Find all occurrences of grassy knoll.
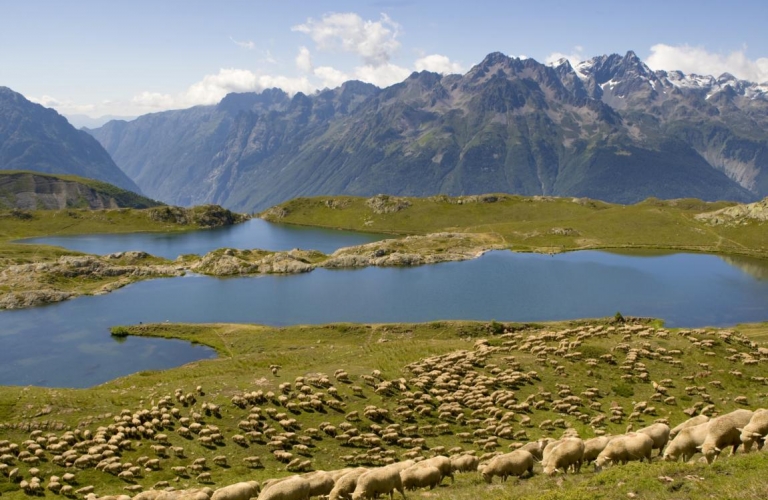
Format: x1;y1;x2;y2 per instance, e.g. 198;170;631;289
3;319;768;498
260;194;768;258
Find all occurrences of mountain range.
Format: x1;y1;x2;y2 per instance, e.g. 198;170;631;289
6;51;768;213
0;87;141;194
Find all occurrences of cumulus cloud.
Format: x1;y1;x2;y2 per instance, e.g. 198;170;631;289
545;46;584;67
230;36;256;50
314;66;349;89
292;12;401;66
414;54;463;74
296;46;313;73
646;44;768;82
352;62;411;87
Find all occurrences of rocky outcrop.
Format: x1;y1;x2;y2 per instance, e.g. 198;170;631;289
0;253;184;309
695;198;768;225
147;205;249;228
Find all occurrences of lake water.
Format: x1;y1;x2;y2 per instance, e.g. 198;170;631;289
20;218;388;258
3;223;768;388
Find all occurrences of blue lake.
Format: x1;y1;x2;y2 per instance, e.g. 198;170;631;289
3;222;768;388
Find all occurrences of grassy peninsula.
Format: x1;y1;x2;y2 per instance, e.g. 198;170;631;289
0;205;248;308
2;318;768;499
260;194;768;258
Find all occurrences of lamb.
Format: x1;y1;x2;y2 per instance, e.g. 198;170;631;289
542;438;584;476
399;465;441;490
669;415;710;439
637;423;670;456
594;433;653;471
739;408;768;452
479;450;534;483
258;476;311;500
663;422;711;462
328;468;368;500
351;464;407;500
211;481;261;500
701;409;754;463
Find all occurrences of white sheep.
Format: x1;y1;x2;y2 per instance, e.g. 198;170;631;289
329;468;368;500
663;421;711;462
669;415;710;439
542;438;584;476
211;481;261;500
701;409;754;463
594;433;653;471
258;476;311;500
637;423;670;457
351;464;407;500
399;465;441;490
739;408;768;452
479;450;534;483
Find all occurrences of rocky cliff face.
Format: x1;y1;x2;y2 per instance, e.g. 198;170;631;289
89;52;768;211
0;171;161;210
0;87;141;193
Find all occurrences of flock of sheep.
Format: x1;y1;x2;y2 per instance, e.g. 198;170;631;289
2;321;768;500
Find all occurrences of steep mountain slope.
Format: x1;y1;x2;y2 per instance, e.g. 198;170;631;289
0;171;162;210
89;52;767;211
0;87;141;193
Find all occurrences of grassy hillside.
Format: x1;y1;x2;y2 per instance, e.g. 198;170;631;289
2;318;768;498
260;194;768;259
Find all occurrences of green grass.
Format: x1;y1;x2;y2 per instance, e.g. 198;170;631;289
260;194;767;258
3;318;768;499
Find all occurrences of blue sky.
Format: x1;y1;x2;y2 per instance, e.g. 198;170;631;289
2;0;767;118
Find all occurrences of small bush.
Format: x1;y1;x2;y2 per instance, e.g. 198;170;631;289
110;326;131;337
611;382;634;398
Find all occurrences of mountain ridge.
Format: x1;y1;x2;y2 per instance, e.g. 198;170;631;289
0;87;142;194
88;51;768;211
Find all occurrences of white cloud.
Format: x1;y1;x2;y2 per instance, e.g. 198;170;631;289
230;36;256;50
131;68;316;112
292;12;401;66
28;94;96;115
353;62;411;87
296;46;313;73
414;54;463;74
545;46;584;67
314;66;349;89
646;44;768;83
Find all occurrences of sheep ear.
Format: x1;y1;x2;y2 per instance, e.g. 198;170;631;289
714;447;721;453
736;428;743;432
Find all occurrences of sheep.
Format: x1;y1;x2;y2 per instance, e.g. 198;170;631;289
670;415;711;440
329;468;368;500
594;433;653;471
351;464;407;500
301;471;336;498
520;438;552;461
479;450;534;483
582;436;614;465
739;409;768;452
211;481;261;500
416;455;453;484
701;409;754;463
399;465;441;490
450;454;479;473
637;423;670;457
542;438;584;476
663;422;712;462
258;476;311;500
